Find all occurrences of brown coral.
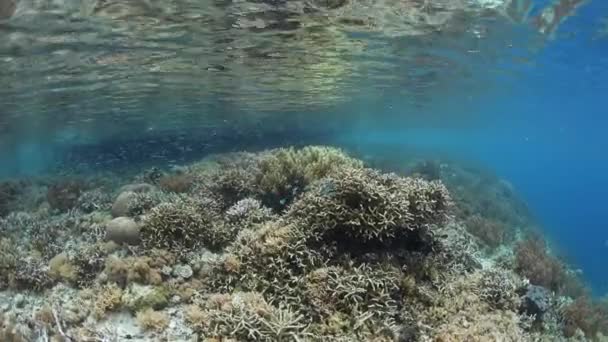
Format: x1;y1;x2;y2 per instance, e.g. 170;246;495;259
561;297;608;338
465;215;510;249
136;308;169;332
94;283;123;318
47;180;84;211
0;181;21;217
158;173;194;193
514;235;580;295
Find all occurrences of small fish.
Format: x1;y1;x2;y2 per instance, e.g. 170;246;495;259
206;65;227;72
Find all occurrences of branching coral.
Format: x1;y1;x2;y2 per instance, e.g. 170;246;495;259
254;146;364;210
477;268;521;311
199;146;364;211
224;198;276;229
186;292;310;341
208;220;325;301
287;166;451;247
77;188;113;213
419;271;529;341
12;257;54;291
140;196;229;251
303;264;402;336
205;167;258;210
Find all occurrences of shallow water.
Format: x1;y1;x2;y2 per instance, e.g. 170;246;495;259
1;0;608;339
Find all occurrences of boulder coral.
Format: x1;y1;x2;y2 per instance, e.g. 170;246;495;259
105;216;140;245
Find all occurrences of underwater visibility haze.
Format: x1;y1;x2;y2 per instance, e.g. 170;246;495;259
1;0;608;340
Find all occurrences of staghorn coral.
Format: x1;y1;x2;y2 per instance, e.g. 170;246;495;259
477;268;521;311
140;196;229;251
418;271;529;341
205;167;258;210
111;188;178;217
186;291;310;341
12;257;54;291
224;197;276;228
303;264;402;336
287;166;451;247
77;188;113;213
208;220;324;301
68;242;114;287
254;146;364;210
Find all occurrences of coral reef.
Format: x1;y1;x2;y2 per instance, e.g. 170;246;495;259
0;145;603;341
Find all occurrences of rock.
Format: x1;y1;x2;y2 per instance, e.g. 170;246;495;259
106;217;140;245
13;294;25;308
119;183;155;194
111;191;137;217
0;0;16;20
172;264;193;279
520;285;551;317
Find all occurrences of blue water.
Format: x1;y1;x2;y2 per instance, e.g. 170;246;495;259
336;0;608;295
1;0;608;296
